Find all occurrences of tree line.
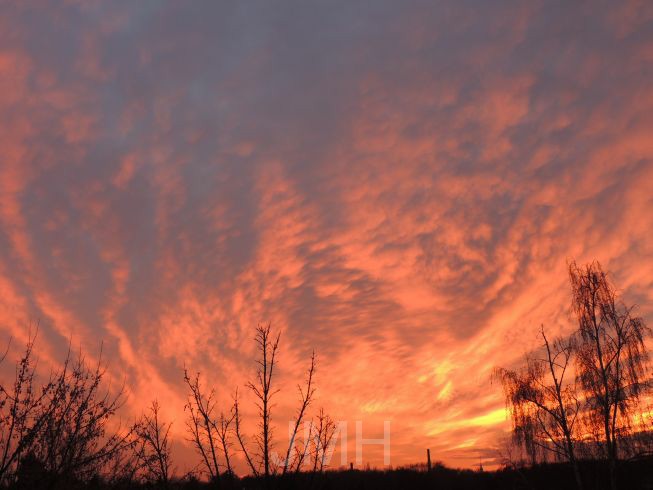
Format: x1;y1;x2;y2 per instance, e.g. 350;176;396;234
0;323;337;489
495;261;652;490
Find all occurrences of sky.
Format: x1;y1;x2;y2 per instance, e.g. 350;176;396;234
0;0;652;473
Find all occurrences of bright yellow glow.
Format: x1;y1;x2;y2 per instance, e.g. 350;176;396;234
426;408;508;436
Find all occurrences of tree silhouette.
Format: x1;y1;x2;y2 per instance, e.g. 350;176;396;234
135;400;173;486
216;409;235;478
282;349;316;475
246;323;280;485
569;260;651;490
495;326;583;489
0;333;137;487
234;323;320;487
0;332;53;486
32;345;136;485
496;261;653;490
311;407;337;474
183;369;229;484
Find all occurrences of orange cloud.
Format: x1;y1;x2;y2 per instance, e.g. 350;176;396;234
0;0;651;474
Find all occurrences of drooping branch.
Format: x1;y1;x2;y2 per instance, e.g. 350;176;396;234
569;260;651;490
495;324;583;489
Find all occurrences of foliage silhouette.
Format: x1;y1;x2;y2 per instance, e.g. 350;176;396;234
497;260;652;490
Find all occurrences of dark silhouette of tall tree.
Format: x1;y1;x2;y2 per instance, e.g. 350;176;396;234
496;325;584;490
569;260;651;490
234;323;319;487
246;323;280;485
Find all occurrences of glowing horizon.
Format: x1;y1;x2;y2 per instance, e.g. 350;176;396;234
0;0;652;474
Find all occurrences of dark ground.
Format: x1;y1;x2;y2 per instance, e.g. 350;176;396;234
15;458;653;490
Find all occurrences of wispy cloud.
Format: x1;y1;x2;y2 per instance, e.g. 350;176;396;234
0;0;651;471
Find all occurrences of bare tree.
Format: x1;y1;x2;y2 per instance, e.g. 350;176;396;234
235;323;320;487
246;323;280;483
136;400;173;486
569;260;651;490
216;409;235;477
495;326;583;490
311;408;337;474
0;333;55;486
0;334;137;486
282;350;316;474
183;369;225;484
33;345;136;484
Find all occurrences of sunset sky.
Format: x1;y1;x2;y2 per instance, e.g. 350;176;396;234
0;0;652;473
